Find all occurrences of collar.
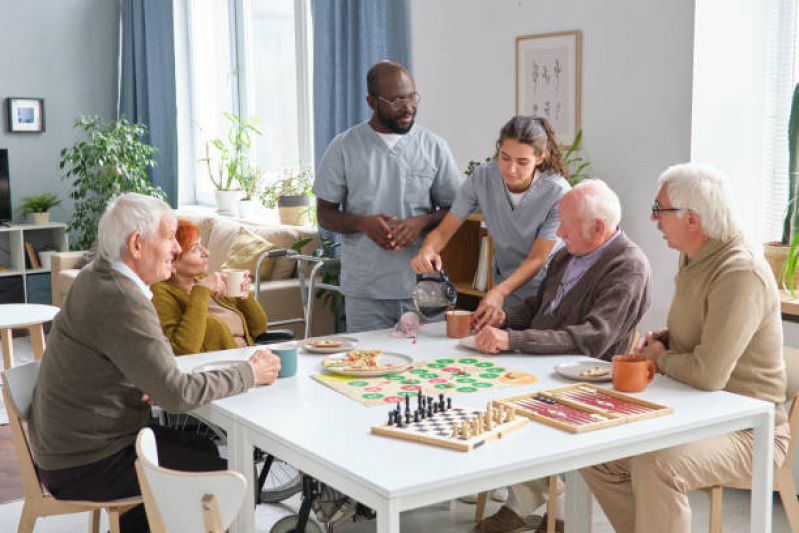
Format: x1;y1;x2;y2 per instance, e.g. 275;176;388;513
574;229;621;264
110;260;153;299
679;234;743;271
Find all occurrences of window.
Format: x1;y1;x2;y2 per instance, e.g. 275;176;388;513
176;0;313;206
762;0;798;242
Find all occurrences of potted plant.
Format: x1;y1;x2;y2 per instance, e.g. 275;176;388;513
59;115;166;250
260;164;314;226
236;165;265;219
766;83;799;293
17;193;62;225
199;112;262;217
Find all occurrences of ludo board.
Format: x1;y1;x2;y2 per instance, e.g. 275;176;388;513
313;356;537;407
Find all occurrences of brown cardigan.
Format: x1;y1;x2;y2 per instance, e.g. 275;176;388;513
505;231;652;360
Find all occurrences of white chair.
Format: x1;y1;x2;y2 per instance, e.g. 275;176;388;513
3;361;140;533
134;427;248;533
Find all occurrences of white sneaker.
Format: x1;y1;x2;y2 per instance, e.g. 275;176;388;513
490;487;508;502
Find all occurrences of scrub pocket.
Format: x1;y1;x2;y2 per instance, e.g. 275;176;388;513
404;170;435;207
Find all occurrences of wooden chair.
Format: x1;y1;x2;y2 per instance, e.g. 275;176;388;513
3;361;140;533
702;346;799;533
134;427;248;533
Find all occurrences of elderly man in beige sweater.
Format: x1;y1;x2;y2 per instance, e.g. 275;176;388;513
29;193;281;532
580;163;790;533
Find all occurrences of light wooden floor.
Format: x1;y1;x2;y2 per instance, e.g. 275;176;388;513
0;425;22;504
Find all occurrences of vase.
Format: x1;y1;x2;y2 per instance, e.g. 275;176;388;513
764;241;799;290
215;190;242;217
31;212;49;225
238;199;257;220
278;195;311;226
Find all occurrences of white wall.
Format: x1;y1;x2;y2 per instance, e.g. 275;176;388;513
0;0;119;228
410;0;696;330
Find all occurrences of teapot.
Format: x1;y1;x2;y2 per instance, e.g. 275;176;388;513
411;268;457;320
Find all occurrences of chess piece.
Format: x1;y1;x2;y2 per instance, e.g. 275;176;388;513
388;411;395;425
451;424;458;438
447;397;452;410
461;420;470;440
414;411;420;423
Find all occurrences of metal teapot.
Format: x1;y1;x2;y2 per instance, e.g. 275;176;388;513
411;268;457;320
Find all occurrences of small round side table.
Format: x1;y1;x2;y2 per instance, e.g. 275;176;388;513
0;304;60;370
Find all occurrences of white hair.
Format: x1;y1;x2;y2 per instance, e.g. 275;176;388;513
658;163;740;241
572;179;622;236
97;193;174;262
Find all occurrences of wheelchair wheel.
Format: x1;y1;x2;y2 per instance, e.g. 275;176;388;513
270;514;323;533
259;458;303;503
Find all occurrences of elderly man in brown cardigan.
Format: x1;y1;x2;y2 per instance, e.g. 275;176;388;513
475;179;652;533
28;193;282;532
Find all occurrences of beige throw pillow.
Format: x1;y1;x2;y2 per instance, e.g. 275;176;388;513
221;227;278;281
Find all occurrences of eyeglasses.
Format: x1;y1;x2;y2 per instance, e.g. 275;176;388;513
651;200;685;219
375;93;421;110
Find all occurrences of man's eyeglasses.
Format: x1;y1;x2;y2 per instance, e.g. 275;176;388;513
651;200;685;219
375;93;421;110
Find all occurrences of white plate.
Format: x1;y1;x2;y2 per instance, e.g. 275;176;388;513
456;335;511;353
300;336;359;354
193;360;240;372
321;351;413;377
554;360;613;382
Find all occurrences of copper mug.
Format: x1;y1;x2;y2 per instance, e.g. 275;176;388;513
612;354;656;393
445;310;472;338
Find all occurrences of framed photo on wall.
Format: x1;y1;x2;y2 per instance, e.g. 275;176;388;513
6;97;45;133
516;30;582;143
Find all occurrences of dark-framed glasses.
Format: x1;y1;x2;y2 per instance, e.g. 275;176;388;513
651;200;685;219
376;93;421;110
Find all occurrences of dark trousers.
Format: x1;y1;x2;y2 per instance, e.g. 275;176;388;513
38;423;226;533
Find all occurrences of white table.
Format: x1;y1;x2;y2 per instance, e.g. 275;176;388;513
176;323;775;533
0;303;59;370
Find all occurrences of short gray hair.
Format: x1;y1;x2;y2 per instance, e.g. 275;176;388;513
658;163;740;241
572;179;622;235
97;193;174;262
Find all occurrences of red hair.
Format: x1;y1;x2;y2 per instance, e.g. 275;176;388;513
175;219;201;260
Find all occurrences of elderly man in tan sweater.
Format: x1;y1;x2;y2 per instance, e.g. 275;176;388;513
580;163;790;533
29;193;281;532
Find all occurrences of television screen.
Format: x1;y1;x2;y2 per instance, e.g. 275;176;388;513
0;149;10;222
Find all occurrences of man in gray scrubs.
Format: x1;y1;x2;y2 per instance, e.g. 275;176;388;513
313;61;462;332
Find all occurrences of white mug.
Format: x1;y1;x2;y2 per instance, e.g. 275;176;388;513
222;268;248;297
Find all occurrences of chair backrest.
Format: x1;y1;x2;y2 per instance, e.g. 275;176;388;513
134;428;247;533
2;361;44;499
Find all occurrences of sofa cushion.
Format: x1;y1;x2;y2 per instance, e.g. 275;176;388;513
220;226;279;281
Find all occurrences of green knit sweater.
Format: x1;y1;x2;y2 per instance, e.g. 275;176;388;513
152;279;268;355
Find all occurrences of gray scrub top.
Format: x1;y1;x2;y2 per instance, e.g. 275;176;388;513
450;160;570;306
313;122;462;299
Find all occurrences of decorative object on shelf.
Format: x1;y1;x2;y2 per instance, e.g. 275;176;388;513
516;30;582;143
24;242;40;269
59;115;165;251
199;112;262;216
6;97;45;133
261;164;315;226
237;165;265;219
38;249;56;271
16;193;61;225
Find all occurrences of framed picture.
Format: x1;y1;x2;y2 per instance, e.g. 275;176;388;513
516;30;582;143
6;97;45;133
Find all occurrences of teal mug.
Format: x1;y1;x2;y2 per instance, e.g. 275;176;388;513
270;341;298;378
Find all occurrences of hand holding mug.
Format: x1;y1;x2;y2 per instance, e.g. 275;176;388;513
197;272;228;299
249;349;281;386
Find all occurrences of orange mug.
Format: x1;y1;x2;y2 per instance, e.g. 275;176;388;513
445;310;472;338
612;354;656;393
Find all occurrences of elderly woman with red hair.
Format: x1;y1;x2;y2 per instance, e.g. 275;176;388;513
152;219;288;355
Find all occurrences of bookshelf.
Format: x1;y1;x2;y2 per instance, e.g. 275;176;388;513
0;222;68;304
439;214;494;310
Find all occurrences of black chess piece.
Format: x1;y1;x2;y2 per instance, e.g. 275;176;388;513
414;411;420;423
427;405;433;418
405;394;411;410
447;397;452;409
397;416;404;428
405;411;411;423
389;411;395;425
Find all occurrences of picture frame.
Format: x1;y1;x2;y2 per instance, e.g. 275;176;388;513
6;97;45;133
516;30;582;143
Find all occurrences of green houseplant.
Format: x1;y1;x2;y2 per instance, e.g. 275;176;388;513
17;193;62;225
59;115;165;250
260;164;314;226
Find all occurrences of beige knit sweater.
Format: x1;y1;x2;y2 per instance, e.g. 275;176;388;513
658;236;787;426
29;258;255;470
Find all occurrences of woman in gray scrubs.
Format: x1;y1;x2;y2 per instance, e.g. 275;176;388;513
411;116;570;329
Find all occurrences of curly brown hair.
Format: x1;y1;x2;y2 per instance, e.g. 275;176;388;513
495;116;569;180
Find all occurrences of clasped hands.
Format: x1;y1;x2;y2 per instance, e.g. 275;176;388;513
361;213;427;251
635;328;668;371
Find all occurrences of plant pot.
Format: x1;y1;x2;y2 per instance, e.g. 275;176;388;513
215;190;242;217
31;212;49;225
238;199;257;220
764;241;799;290
278;195;311;226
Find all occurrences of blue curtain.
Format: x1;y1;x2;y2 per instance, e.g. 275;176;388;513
311;0;411;168
119;0;178;207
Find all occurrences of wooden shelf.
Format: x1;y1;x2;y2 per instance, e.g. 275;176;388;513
440;215;494;309
453;282;486;298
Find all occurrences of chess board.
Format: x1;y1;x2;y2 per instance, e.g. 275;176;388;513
495;383;673;433
313;356;537;407
372;402;529;452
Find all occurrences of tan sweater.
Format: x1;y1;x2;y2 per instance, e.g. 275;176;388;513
29;258;255;470
658;236;787;426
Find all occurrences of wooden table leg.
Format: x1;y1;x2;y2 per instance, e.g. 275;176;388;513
1;328;13;370
29;323;46;360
